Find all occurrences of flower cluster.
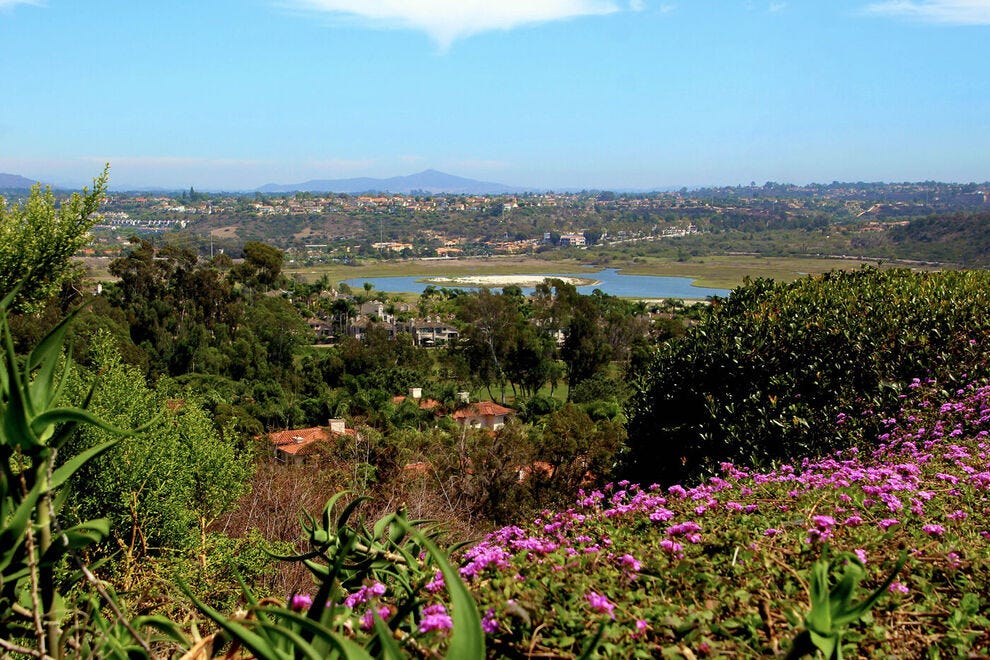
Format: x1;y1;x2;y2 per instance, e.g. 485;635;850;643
461;378;990;656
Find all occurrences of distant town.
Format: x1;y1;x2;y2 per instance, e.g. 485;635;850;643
26;179;965;263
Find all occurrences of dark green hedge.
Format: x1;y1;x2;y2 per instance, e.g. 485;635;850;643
624;267;990;485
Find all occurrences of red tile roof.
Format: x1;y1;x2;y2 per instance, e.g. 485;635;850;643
269;426;356;455
452;401;515;419
392;395;442;410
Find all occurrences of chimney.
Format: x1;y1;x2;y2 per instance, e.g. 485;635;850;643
328;418;346;434
292;436;304;444
409;387;422;399
458;391;470;403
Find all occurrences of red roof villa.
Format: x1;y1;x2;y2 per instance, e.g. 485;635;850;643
269;418;358;465
451;401;515;431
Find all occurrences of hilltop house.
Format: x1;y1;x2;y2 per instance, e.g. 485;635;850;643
269;418;358;465
452;401;515;431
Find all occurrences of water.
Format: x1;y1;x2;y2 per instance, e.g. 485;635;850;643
342;268;729;299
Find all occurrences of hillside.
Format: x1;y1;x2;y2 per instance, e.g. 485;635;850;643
887;212;990;267
0;172;41;189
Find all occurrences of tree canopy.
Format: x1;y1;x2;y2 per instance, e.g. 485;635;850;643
0;167;108;311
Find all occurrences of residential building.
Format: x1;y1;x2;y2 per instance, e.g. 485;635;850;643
452;401;515;431
269;418;358;465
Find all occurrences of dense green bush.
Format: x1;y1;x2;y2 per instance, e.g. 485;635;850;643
624;267;990;484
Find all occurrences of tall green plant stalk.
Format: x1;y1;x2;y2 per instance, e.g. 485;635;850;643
0;287;150;657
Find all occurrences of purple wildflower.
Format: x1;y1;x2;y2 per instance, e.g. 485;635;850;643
289;593;313;611
482;608;499;634
586;592;616;619
418;603;453;634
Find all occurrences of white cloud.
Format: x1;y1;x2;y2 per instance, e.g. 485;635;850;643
863;0;990;24
286;0;621;49
0;0;42;9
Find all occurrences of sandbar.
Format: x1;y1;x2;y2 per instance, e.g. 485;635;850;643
424;274;598;288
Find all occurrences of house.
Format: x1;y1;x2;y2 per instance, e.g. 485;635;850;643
358;300;394;323
558;233;587;247
346;318;398;341
404;319;459;346
306;317;334;341
269;418;358;465
451;401;515;431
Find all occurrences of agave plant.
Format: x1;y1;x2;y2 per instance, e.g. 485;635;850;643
183;492;485;659
0;286;185;658
787;550;906;660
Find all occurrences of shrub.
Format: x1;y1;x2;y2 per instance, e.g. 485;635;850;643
625;267;990;484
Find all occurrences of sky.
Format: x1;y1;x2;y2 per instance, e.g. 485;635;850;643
1;0;988;191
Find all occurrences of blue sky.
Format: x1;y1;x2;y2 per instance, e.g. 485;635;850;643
1;0;988;190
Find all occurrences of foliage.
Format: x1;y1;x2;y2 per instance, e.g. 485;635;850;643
857;211;990;267
461;377;990;657
787;551;905;659
532;403;626;507
0;291;185;657
185;492;485;659
62;332;252;573
626;267;990;485
0;168;107;312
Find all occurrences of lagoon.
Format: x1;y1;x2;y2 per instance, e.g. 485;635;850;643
342;268;730;299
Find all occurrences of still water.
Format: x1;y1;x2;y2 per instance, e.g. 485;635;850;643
342;268;730;299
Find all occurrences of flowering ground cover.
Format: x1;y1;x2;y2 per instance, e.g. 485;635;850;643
457;379;990;658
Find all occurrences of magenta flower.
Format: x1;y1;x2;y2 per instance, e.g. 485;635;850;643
586;591;616;619
481;608;499;633
288;593;313;611
425;570;445;593
418;603;453;634
344;581;386;609
618;553;642;572
360;605;391;632
922;524;946;536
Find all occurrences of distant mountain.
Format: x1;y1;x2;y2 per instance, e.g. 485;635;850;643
0;173;43;190
257;169;530;195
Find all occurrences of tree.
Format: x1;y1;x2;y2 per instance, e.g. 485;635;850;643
560;296;612;396
454;290;523;402
63;333;252;574
0;167;108;311
534;403;625;506
232;241;284;290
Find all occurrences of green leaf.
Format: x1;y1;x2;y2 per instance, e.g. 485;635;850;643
180;580;286;660
396;517;485;660
372;609;405;660
260;608;375;660
49;437;120;490
0;485;42;571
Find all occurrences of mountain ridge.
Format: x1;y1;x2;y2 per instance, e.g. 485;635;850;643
256;169;531;195
0;173;46;189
